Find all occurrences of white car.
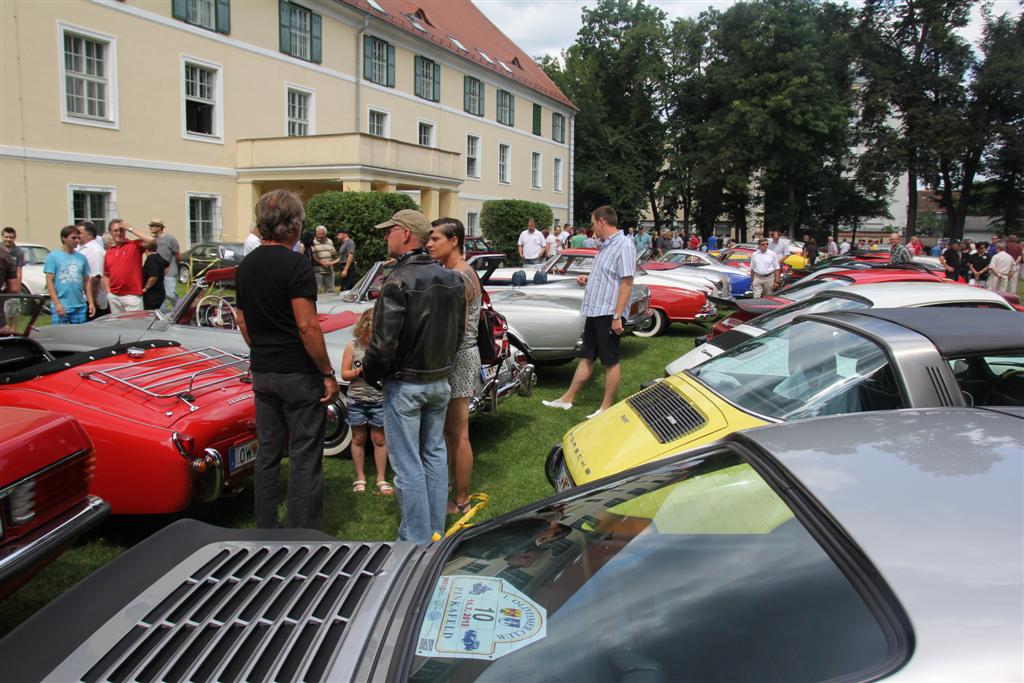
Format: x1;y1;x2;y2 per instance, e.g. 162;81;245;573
13;242;51;298
665;281;1017;375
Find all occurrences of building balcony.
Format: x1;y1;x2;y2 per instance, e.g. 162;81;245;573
235;133;462;188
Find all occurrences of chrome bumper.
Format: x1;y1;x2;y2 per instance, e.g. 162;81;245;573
469;361;537;417
625;307;654;331
0;495;109;587
694;304;718;321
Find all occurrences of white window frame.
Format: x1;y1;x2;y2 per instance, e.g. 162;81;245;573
466;133;481;180
67;184;118;229
184;192;222;247
497;90;514;126
369;36;389;85
367;106;391;138
417;118;436;147
531;151;542;189
58;23;119;130
186;0;217;31
553;156;563;193
466;211;480;236
180;55;224;144
284;82;316;136
289;3;313;62
498;142;511;185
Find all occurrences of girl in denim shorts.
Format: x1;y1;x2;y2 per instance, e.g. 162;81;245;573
340;309;392;495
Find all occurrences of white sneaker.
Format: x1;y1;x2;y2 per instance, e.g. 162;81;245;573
542;399;573;410
586;409;604;419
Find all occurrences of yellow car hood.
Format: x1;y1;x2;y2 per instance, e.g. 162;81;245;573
562;374;768;485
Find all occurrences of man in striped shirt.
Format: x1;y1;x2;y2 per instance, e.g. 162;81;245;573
543;206;635;419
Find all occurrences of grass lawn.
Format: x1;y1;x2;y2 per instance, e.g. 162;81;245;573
0;319;705;637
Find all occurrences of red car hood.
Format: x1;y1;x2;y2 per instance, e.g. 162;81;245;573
0;407;92;485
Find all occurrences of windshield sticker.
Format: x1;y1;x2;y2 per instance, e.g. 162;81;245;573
416;575;546;661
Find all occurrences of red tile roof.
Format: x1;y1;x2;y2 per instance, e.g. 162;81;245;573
338;0;576;110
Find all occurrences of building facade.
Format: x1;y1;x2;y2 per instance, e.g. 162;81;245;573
1;0;576;248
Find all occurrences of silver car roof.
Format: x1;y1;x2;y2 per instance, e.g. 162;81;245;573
736;407;1023;681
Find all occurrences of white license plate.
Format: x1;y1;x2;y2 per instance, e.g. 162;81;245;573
229;439;258;471
555;461;573;492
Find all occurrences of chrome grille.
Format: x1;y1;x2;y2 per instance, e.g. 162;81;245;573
75;542;394;683
627;382;707;444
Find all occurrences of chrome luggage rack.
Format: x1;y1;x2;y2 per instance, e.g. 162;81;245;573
80;347;251;411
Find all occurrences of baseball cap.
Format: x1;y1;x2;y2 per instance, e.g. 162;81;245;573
148;218;165;227
375;209;431;241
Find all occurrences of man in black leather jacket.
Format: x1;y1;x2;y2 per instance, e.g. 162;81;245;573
364;209;466;544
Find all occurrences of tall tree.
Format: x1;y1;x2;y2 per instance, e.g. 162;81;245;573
858;0;974;240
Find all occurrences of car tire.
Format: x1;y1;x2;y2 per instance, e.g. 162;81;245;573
632;309;668;338
322;397;352;458
178;265;191;285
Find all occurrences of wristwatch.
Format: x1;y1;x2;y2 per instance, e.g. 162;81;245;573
321;370;336;380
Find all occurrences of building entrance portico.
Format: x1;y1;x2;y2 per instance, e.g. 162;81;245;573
236;132;462;235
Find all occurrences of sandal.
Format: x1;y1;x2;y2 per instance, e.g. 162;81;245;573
352;480;366;493
375;480;395;496
447;499;471;515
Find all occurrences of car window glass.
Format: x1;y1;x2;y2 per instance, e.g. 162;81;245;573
692;320;904;419
776;278;848;302
552;255;592;274
948;354;1024;407
754;297;869;332
410;448;903;682
23;246;50;263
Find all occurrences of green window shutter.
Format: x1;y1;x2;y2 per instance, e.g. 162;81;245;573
432;61;440;102
478;83;484;116
509;93;515;126
464;76;471;112
310;13;321;63
279;0;291;55
386;44;395;87
533;103;541;135
363;35;373;80
215;0;230;33
172;0;188;21
414;56;422;98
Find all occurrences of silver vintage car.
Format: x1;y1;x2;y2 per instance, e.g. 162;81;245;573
30;268;355;456
5;407;1020;681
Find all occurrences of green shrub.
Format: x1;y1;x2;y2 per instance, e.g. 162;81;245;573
480;200;555;263
304;191;418;271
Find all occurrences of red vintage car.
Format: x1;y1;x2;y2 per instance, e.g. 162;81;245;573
0;407;109;598
0;295;258;515
709;268;946;337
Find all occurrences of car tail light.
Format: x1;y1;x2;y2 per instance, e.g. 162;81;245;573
84;452;97;485
172;432;196;458
8;480;36;524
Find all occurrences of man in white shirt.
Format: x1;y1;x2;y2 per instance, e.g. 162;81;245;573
544;227;561;257
243;225;261;256
839;239;851;255
558;224;571;248
517;218;548;264
749;238;781;297
76;221;108;317
826;236;838;257
766;230;790;260
988;241;1014;292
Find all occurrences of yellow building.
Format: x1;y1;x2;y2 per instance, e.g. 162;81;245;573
1;0;576;248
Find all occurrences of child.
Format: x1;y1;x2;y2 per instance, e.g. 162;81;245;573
341;309;393;495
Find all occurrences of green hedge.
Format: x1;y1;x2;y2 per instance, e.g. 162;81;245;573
304;191;418;271
480;200;555;263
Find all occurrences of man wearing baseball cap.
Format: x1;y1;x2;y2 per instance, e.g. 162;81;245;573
363;209;466;544
148;218;181;310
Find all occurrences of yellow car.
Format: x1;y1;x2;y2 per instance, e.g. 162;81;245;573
545;308;953;491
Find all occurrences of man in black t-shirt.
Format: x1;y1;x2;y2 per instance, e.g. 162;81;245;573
236;189;340;530
940;240;963;282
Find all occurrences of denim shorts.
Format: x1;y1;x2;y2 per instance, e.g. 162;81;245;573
347;397;384;428
51;305;87;325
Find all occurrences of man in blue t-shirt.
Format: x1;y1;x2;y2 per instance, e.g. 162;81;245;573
707;233;718;251
43;225;94;324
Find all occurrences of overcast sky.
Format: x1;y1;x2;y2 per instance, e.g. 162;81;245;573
475;0;1022;61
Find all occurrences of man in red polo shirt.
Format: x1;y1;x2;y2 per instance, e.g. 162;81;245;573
103;219;155;313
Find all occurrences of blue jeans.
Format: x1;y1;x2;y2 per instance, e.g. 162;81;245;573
383;378;451;544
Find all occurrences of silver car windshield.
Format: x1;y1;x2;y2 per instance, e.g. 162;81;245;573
409;447;904;681
752;296;869;332
691;320;904;420
774;277;849;302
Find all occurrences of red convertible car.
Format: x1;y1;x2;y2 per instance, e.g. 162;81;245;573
0;295;259;515
0;407;109;598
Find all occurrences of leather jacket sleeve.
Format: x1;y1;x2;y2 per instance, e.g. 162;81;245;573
363;279;405;388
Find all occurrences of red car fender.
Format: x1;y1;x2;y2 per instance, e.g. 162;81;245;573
644;284;707;322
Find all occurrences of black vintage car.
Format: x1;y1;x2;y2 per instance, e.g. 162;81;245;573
178;243;245;285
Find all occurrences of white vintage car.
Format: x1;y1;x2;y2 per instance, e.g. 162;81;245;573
665;281;1018;375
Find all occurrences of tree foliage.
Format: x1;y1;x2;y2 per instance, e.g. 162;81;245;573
304;191;418;271
480;199;554;263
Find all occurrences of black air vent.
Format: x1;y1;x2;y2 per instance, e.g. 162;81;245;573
627;382;707;444
81;543;393;683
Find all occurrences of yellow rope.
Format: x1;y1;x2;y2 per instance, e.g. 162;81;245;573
445;493;489;537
